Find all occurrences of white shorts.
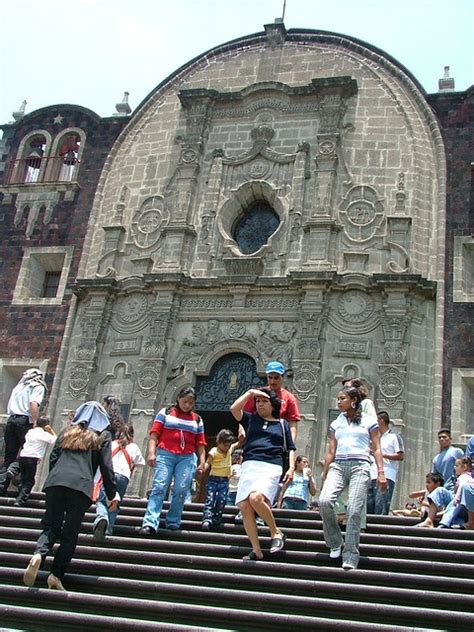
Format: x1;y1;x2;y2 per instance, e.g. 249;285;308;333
235;460;282;505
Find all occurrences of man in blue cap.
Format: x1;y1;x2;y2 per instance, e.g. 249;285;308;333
244;360;300;441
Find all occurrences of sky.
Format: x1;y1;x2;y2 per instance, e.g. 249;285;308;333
1;0;472;124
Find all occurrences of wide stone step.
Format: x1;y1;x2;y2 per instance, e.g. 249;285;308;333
1;570;473;631
0;494;472;631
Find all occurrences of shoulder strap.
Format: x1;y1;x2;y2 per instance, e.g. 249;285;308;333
120;445;134;473
279;419;287;452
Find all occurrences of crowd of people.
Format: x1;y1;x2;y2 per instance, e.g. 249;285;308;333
0;362;472;590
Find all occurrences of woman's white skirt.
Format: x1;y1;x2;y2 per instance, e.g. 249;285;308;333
236;460;282;505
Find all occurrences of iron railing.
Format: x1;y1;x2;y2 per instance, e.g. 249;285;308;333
3;155;81;184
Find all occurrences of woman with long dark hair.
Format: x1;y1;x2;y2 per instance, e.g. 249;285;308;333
230;387;296;560
23;398;118;590
319;385;387;570
138;386;206;535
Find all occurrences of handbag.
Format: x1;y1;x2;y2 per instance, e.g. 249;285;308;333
278;418;290;478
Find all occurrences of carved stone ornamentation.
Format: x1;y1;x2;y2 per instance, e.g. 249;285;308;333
292;364;318;401
379;366;404;402
245;296;300;310
171;319;225;375
337;290;375;323
111;293;149;334
130;196;168;252
68;364;91;396
255;321;296;368
228;323;246;338
181;297;233;310
143;312;169;358
328;290;379;335
383;341;406;365
338;185;385;243
76;344;96;361
137;363;161;398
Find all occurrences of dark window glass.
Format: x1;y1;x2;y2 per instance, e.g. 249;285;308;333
233;202;279;254
42;271;61;298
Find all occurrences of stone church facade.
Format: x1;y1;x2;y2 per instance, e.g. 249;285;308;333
1;23;472;504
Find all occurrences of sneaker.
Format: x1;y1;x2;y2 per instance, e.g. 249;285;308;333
234;512;244;524
342;562;356;571
166;524;180;531
14;499;26;507
201;521;211;531
256;516;265;527
329;547;342;559
93;518;108;543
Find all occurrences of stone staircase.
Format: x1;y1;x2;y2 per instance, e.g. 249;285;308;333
0;493;473;631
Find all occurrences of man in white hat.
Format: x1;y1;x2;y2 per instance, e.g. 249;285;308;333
1;369;46;495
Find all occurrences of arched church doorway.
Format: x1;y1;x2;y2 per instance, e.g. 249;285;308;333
195;352;265;445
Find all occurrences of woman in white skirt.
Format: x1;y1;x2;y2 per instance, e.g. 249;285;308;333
230;387;296;560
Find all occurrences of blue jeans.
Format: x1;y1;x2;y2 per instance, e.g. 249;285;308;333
366;478;395;515
142;449;196;532
428;486;454;511
94;472;129;535
282;497;308;510
202;475;229;526
438;497;468;528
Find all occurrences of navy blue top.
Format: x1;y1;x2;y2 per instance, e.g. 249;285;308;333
240;412;296;468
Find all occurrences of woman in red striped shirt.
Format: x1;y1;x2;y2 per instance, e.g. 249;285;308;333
138;386;206;535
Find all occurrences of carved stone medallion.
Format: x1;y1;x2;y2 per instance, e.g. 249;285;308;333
347;201;376;226
137;364;160;394
229;323;246;338
69;365;90;394
337;291;374;323
111;294;149;334
293;364;317;401
138;210;162;234
379;367;404;400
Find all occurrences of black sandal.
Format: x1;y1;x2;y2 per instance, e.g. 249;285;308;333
270;532;287;554
243;551;263;561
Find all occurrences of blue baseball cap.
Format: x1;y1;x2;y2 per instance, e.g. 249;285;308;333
265;361;286;375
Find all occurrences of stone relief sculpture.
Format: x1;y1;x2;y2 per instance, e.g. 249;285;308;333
171;320;225;376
